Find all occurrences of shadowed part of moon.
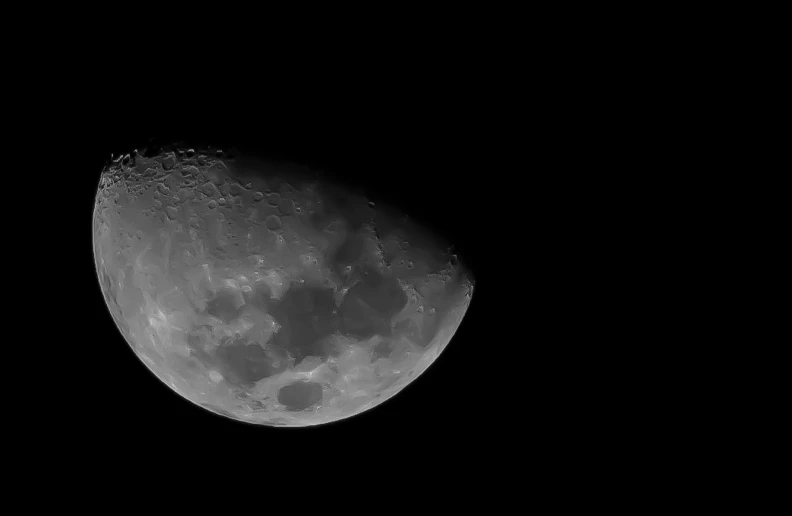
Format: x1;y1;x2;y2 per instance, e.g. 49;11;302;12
276;380;324;411
213;337;288;387
205;290;244;324
370;339;393;361
339;272;407;341
278;198;294;215
265;215;282;231
266;285;340;366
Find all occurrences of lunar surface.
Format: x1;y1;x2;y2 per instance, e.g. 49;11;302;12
93;148;472;426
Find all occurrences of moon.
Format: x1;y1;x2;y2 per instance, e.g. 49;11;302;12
93;147;473;426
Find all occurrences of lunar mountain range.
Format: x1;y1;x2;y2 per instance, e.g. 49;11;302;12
93;148;473;426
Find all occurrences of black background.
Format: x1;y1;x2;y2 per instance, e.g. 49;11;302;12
74;86;491;453
20;16;690;494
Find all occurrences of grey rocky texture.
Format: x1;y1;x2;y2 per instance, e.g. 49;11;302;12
93;147;472;426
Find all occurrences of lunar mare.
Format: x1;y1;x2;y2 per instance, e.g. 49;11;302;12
93;148;472;426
